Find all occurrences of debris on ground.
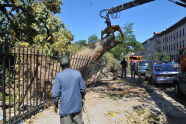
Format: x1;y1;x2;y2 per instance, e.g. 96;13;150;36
105;112;117;117
93;79;149;100
126;104;167;124
27;77;186;124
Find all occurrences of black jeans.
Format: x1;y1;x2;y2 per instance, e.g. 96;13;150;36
121;67;127;79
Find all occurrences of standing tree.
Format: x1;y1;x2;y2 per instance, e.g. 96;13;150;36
88;35;99;44
75;40;87;46
0;0;73;54
110;23;143;60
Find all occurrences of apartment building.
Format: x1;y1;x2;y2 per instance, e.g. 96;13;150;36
135;17;186;61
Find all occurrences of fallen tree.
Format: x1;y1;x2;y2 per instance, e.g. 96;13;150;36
70;35;122;82
76;35;121;62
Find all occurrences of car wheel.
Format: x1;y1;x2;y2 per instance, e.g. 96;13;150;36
175;84;182;97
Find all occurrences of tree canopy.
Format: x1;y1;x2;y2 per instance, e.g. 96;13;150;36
110;23;143;60
75;40;87;46
0;0;73;55
88;34;99;44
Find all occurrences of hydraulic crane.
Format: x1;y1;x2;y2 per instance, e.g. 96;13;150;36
100;0;155;39
100;0;186;40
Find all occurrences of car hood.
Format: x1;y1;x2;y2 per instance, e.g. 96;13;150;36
153;71;180;74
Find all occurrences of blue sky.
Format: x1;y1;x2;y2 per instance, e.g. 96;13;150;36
57;0;186;43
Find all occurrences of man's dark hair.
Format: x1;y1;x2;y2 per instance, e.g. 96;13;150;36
60;63;70;69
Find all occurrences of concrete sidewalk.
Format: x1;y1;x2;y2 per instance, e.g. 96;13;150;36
27;98;128;124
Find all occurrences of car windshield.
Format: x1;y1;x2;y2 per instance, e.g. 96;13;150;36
138;61;151;66
155;64;178;72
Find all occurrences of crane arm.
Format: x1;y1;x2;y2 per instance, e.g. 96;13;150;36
169;0;186;8
108;0;155;14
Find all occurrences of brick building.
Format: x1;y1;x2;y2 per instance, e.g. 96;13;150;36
135;17;186;62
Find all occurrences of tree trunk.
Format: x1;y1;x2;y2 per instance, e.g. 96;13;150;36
70;35;121;81
76;35;120;62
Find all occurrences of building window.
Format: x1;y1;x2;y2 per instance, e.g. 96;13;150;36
171;44;172;51
180;30;182;37
183;28;185;36
183;40;185;47
177;31;178;38
174;33;175;39
180;41;182;49
177;43;178;49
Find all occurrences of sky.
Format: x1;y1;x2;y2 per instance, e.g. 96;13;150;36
57;0;186;43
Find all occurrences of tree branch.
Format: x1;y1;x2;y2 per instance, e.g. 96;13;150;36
0;3;30;16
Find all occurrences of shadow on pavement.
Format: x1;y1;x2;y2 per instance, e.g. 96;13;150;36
148;90;186;124
87;81;109;88
137;79;186;124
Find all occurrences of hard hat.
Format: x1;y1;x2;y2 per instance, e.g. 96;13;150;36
60;56;70;65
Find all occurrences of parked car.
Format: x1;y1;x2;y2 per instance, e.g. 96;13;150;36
146;63;180;84
134;60;153;76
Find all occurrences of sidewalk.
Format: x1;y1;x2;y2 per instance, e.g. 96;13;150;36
26;91;129;124
27;78;166;124
27;98;128;124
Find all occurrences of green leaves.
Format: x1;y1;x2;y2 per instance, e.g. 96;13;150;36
0;0;73;56
88;34;99;44
110;23;143;60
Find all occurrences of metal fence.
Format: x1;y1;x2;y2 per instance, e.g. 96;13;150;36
0;44;104;124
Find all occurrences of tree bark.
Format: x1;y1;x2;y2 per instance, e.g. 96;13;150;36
76;35;121;62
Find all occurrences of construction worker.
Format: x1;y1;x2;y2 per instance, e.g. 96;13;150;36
52;56;86;124
120;58;128;79
130;61;136;79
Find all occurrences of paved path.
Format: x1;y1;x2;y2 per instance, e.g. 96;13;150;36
27;79;160;124
27;96;129;124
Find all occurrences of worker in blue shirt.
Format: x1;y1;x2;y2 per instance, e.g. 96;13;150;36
52;56;86;124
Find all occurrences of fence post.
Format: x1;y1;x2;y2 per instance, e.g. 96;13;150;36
2;42;6;124
36;50;39;107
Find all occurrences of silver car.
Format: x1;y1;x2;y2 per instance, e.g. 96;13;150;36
135;60;153;76
147;63;180;84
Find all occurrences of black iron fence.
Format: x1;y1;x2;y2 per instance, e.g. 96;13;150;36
0;44;104;124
